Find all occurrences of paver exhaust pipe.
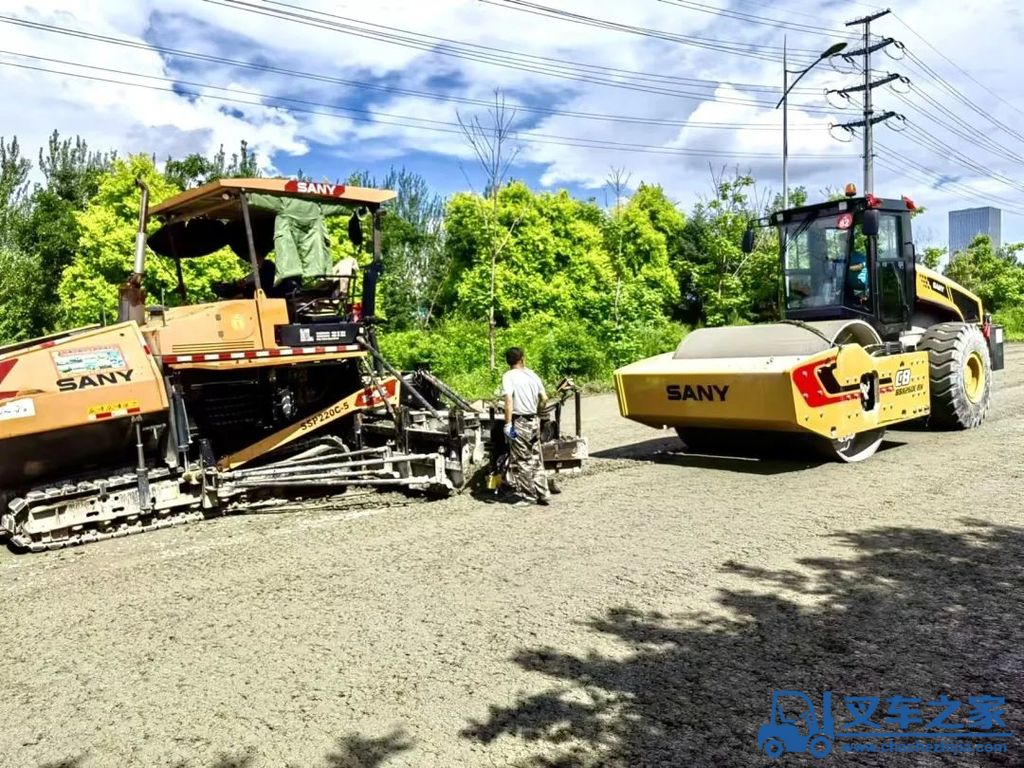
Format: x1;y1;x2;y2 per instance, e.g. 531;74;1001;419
118;178;149;324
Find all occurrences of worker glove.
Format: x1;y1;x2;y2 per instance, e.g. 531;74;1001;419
503;423;516;439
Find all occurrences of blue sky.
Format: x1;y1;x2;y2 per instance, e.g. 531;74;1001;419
2;0;1022;250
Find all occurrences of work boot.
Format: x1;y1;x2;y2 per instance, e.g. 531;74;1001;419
548;479;562;495
536;497;550;507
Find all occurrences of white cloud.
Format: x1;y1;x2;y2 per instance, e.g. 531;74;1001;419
1;0;1022;247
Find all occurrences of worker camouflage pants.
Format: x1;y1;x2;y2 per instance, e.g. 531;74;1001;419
509;415;549;502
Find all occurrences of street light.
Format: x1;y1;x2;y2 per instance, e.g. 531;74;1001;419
777;39;848;209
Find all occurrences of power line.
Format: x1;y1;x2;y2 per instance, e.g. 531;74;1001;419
0;13;808;97
900;45;1024;148
8;3;1019;222
203;0;837;112
729;0;886;31
0;55;851;161
874;152;1024;217
892;89;1024;167
896;120;1024;194
657;0;862;41
891;11;1024;123
476;0;828;64
874;141;1024;216
253;0;796;93
0;17;827;133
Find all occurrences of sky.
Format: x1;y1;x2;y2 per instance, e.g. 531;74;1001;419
1;0;1022;251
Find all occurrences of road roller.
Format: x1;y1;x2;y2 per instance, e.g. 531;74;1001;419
615;189;1004;461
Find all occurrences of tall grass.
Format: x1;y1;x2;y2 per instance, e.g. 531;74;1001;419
994;308;1024;342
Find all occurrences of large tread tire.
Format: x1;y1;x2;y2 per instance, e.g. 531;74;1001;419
917;322;992;429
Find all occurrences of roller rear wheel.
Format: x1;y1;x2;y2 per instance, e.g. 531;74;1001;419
917;322;992;429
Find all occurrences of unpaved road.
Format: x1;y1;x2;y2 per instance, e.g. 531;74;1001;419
2;349;1023;768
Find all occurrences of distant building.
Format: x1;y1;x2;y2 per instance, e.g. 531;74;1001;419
949;206;1001;255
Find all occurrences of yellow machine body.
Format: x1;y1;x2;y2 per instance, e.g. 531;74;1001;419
616;193;1003;462
614;320;930;460
913;264;984;323
139;292;290;358
0;323;168;486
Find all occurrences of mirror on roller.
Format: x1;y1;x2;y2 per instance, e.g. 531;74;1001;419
741;227;755;254
861;208;880;237
348;211;364;248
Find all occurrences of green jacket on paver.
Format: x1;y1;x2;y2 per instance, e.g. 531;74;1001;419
245;193;350;283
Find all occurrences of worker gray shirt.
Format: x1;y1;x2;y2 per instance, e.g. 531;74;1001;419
502;367;547;417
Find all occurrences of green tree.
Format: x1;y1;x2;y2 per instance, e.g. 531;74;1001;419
342;167;448;329
0;136;41;344
164;140;259;189
0;246;43;344
57;155;243;327
768;186;807;211
15;131;115;333
445;182;617;328
0;135;30;248
944;234;1024;312
921;245;946;270
677;174;777;326
435;181;686;384
603;183;684;336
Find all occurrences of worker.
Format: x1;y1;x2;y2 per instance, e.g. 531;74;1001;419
332;254;360;302
501;347;551;507
212;252;277;299
848;249;869;300
216;216;288;299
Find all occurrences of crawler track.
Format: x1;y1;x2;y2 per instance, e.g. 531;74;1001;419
3;468;207;552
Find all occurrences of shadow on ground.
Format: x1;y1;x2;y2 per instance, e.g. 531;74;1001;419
105;728;415;768
324;729;413;768
591;436;910;475
463;520;1024;767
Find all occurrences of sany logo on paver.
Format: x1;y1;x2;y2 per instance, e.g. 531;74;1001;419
284;180;347;197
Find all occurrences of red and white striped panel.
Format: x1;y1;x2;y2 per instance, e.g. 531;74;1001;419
161;344;362;364
89;406;142;422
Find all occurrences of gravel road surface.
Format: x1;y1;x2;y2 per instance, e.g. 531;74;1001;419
2;348;1022;768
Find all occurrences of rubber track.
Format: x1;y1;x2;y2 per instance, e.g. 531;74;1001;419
7;468;206;552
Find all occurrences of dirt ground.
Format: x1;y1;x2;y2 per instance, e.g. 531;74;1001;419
2;349;1022;768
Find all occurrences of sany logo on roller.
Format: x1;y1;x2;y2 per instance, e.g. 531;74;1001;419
666;383;730;402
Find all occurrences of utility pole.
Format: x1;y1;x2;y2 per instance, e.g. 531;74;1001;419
837;9;895;194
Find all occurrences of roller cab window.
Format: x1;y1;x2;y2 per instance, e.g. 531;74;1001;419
782;215;852;311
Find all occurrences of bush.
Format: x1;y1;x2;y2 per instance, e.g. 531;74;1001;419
375;313;689;400
994;307;1024;342
606;318;687;369
533;323;608;382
